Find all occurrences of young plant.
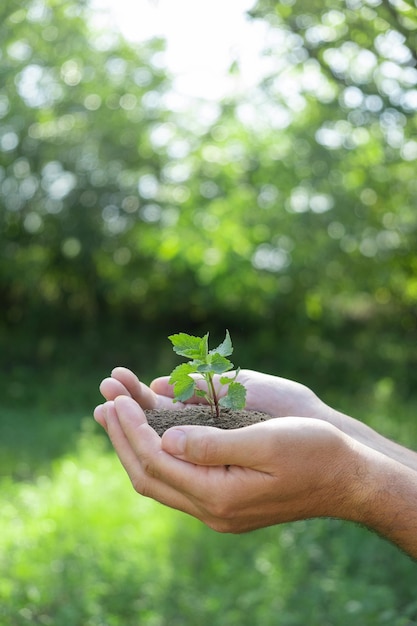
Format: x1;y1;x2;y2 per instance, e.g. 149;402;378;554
168;330;246;418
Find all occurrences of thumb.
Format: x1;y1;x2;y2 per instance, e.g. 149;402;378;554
161;422;276;467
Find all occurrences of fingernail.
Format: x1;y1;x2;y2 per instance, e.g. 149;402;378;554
163;428;186;456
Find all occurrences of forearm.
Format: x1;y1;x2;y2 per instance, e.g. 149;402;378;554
351;446;417;558
326;406;417;473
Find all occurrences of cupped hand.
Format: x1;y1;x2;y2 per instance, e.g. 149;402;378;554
95;395;362;533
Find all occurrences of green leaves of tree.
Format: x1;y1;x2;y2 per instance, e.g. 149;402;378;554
2;0;417;390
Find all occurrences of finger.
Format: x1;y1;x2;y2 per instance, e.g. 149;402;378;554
111;367;158;408
113;397;283;531
103;400;144;476
161;419;289;468
93;404;107;430
113;368;178;410
111;396;208;513
99;377;131;401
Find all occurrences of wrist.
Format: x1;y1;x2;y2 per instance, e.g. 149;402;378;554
308;430;389;525
335;440;381;525
338;441;417;557
308;430;371;522
323;406;417;472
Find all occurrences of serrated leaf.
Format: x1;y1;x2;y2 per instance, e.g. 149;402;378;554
219;381;246;410
211;329;233;357
194;363;211;373
171;376;196;402
219;368;240;386
168;332;208;360
167;329;246;413
168;363;196;402
210;352;233;374
169;362;195;382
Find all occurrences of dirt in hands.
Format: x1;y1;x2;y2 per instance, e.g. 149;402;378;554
145;406;271;437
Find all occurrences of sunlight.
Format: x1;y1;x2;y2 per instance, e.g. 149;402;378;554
89;0;269;99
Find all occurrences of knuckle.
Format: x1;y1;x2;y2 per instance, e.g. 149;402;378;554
130;474;145;495
206;494;234;523
141;456;155;478
130;456;160;495
207;517;236;534
131;473;153;499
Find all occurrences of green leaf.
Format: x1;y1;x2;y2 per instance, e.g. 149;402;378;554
210;352;233;374
220;368;240;386
168;363;196;402
169;362;195;382
168;330;246;413
195;362;212;373
219;381;246;410
168;333;208;360
211;329;233;357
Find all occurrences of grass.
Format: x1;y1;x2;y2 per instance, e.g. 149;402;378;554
1;355;417;625
2;423;417;626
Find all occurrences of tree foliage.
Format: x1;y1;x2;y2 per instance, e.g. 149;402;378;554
1;0;417;386
249;0;417;322
1;0;171;322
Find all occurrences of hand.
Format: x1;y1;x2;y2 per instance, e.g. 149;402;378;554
96;367;417;472
97;367;328;421
95;370;417;556
95;395;363;533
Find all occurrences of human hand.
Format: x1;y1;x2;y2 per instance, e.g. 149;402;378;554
97;366;177;415
95;370;417;556
97;367;417;473
97;367;328;421
94;395;364;533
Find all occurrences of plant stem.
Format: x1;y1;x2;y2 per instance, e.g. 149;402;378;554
207;374;220;418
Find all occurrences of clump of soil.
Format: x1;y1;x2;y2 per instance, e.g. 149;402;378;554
145;405;271;437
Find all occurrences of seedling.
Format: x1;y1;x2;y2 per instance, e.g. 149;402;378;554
168;330;246;418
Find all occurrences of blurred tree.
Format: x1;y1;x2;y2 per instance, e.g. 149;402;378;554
0;0;171;327
1;0;416;388
246;0;417;324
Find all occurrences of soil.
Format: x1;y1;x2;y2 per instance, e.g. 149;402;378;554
145;405;271;437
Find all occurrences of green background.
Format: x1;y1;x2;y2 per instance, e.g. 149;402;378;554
1;0;417;623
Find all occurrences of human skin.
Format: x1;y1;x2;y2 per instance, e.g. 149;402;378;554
94;367;417;558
